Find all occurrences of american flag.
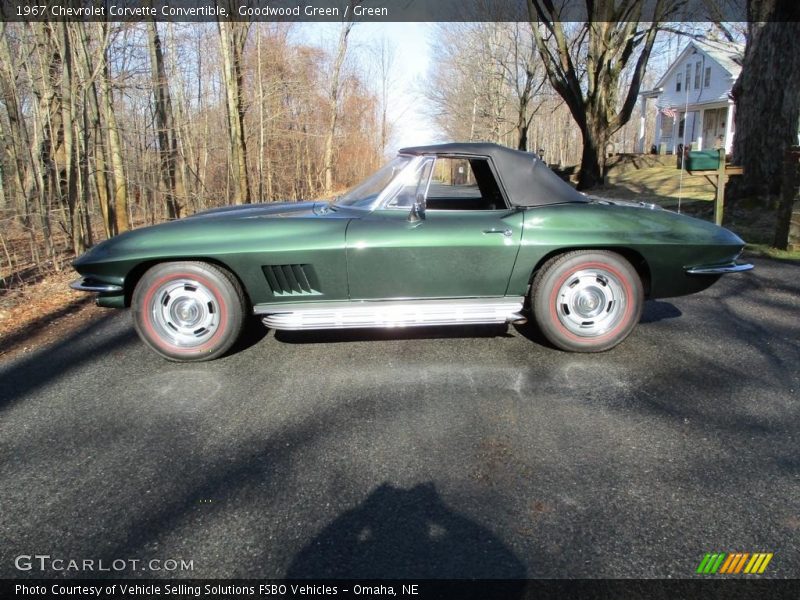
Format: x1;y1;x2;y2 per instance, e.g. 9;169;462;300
660;106;677;119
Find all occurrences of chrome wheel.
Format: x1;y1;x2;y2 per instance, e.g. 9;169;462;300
554;268;626;338
150;278;220;347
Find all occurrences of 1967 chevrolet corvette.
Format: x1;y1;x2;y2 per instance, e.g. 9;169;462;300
70;143;752;361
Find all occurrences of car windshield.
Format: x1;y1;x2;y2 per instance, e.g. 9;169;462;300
333;156;412;208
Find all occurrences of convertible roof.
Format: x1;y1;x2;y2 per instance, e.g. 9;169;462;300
398;142;588;207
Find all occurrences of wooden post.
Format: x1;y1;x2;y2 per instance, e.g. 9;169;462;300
714;148;726;225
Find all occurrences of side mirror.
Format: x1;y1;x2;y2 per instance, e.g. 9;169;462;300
408;193;426;222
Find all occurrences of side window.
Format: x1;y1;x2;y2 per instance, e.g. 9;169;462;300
694;61;701;89
384;158;433;209
676;72;682;92
704;66;711;88
426;157;506;211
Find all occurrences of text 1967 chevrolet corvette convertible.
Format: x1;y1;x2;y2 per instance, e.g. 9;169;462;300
70;143;752;361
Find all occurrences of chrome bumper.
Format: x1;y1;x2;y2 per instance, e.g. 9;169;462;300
70;277;123;293
685;262;754;275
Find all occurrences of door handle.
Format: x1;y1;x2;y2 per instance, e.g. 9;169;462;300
483;228;513;237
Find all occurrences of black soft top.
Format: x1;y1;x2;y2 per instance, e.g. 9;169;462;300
398;142;588;207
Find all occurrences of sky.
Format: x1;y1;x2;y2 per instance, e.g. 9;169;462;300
294;22;439;153
289;22;740;157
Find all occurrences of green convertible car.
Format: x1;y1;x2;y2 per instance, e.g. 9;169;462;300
71;143;752;361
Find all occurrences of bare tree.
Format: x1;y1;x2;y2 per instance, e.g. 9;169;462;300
57;22;86;255
97;23;129;233
527;0;672;189
73;23;114;238
148;21;184;219
323;17;355;197
497;22;547;150
426;23;547;151
218;18;251;205
371;36;397;156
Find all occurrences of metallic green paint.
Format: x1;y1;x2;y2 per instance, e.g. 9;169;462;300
508;203;744;299
346;208;524;299
72;198;745;311
74;202;354;306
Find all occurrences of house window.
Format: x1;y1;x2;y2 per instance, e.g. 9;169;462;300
694;61;701;89
685;68;691;92
676;73;682;92
704;67;711;87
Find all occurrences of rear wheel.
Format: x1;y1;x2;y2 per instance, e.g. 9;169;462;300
132;261;246;361
531;250;643;352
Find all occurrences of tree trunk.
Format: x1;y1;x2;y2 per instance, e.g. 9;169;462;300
97;24;129;233
218;19;251;205
31;23;62;266
257;29;265;202
57;22;85;255
323;19;354;197
75;23;113;238
148;21;182;219
0;27;35;226
731;2;800;202
579;121;605;189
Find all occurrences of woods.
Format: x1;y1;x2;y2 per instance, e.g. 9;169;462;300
0;21;384;283
2;11;799;289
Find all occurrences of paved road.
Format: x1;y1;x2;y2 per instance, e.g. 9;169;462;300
1;257;798;579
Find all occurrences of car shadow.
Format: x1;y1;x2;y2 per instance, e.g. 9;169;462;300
286;482;527;582
512;320;556;349
639;300;683;324
225;315;270;356
273;324;513;344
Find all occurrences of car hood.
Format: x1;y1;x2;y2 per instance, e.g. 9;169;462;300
73;200;351;269
185;200;329;221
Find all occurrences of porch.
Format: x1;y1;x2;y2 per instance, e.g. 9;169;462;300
639;97;735;155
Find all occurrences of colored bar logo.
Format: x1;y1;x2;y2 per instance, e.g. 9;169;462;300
696;552;773;574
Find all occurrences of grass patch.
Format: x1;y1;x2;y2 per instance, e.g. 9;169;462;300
744;243;800;262
597;162;719;206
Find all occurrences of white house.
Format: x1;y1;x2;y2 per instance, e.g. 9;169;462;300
639;39;744;155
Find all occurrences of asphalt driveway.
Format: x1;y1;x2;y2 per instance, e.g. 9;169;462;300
1;256;798;578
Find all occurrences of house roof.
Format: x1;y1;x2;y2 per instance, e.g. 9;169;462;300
646;38;744;95
694;39;744;77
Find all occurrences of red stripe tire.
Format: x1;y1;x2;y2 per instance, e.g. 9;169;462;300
530;250;643;352
131;261;247;362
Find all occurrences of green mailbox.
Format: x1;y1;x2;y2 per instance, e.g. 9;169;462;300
685;149;721;171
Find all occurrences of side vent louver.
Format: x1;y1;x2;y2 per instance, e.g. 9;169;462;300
262;264;320;296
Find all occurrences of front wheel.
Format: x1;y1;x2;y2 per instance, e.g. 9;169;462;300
530;250;643;352
132;261;246;361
